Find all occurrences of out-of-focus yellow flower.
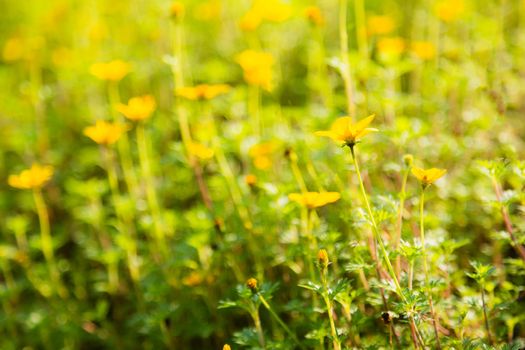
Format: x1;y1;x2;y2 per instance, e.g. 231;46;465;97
367;15;396;36
434;0;465;22
116;95;156;121
317;248;329;268
170;2;185;19
8;164;54;190
183;271;203;286
83;120;128;145
175;84;230;100
411;167;447;186
304;6;324;26
252;0;292;23
223;345;232;350
245;174;257;186
90;60;131;81
411;41;436;60
377;37;405;56
315;115;377;147
239;0;291;31
236;50;274;91
3;37;25;62
249;141;278;170
195;0;221;21
288;192;341;209
187;142;215;160
239;10;262;31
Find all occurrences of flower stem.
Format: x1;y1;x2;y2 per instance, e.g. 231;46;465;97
419;190;441;349
350;147;403;298
32;188;67;298
480;286;494;345
258;293;305;349
319;266;341;350
252;308;266;349
395;167;410;278
339;0;356;120
136;122;167;259
108;82;138;195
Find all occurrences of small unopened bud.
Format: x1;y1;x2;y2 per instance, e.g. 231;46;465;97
317;249;329;268
170;2;185;20
403;154;414;167
246;278;258;292
245;174;257;186
223;345;231;350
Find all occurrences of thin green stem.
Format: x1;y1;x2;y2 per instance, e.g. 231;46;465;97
480;286;493;345
136;122;166;258
395;168;410;278
350;147;404;299
320;267;341;350
419;190;441;349
32;188;67;298
339;0;356;119
252;308;266;349
259;294;305;349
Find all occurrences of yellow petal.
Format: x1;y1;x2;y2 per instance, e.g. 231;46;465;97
353;114;376;133
330;117;352;133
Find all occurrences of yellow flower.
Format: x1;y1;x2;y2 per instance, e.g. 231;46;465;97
252;0;292;23
411;41;436;60
245;174;257;186
223;345;232;350
367;15;396;36
434;0;465;22
116;95;156;121
304;6;324;26
170;2;185;19
377;37;405;56
315;115;377;147
90;60;131;81
236;50;274;91
249;141;278;170
411;167;447;186
288;192;341;209
8;164;54;190
187;142;215;160
3;37;25;62
83;120;128;145
175;84;230;100
239;10;262;31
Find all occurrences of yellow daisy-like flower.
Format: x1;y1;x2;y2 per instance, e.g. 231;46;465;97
249;141;278;170
239;10;262;31
187;142;215;160
377;37;405;57
8;164;54;190
288;192;341;209
315;115;377;147
90;60;131;81
434;0;465;22
3;37;25;62
116;95;156;121
170;2;185;20
304;6;324;26
252;0;292;23
83;120;128;145
367;15;396;36
411;41;436;60
175;84;230;101
236;50;274;91
411;167;447;186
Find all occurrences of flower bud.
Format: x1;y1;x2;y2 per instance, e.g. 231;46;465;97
317;249;329;269
403;154;414;167
246;278;258;292
170;2;185;20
